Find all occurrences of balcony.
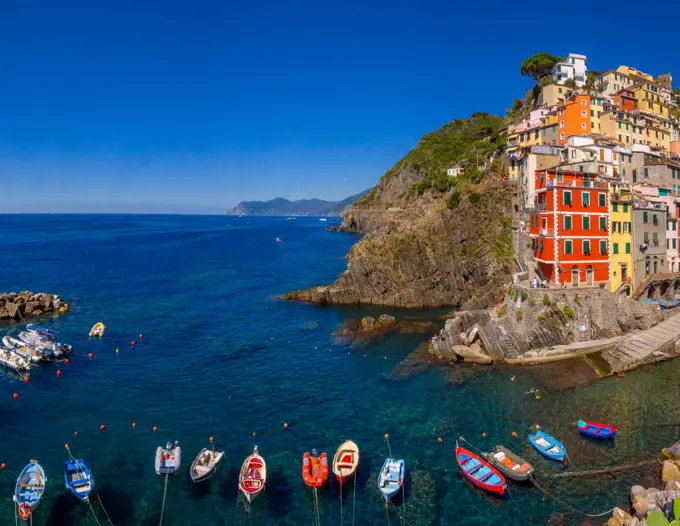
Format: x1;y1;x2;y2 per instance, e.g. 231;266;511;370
539;228;555;237
545;179;608;189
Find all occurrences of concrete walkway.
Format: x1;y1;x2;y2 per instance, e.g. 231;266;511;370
602;311;680;372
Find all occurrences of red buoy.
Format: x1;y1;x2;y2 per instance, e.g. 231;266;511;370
132;422;136;428
13;393;18;400
88;353;93;359
1;463;5;469
23;376;29;383
57;370;62;377
131;341;136;347
100;424;105;431
65;358;70;364
153;426;157;432
139;334;143;339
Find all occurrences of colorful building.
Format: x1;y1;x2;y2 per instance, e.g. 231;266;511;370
529;168;610;287
613;89;637;112
553;53;587;87
539;84;566;108
596;70;635;97
631;201;668;286
617;65;654;83
632;82;669;119
609;182;634;295
558;94;591;145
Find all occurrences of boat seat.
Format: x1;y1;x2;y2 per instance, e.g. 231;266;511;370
479;471;496;483
337;462;354;469
467;463;484;476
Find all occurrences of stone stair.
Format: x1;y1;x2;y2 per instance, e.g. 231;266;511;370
601;311;680;372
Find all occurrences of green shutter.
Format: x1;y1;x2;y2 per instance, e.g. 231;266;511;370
583;193;590;206
599;216;606;230
613;203;618;212
613;243;619;254
565;240;572;254
583;240;591;254
564;192;572;205
583;216;590;230
599;193;606;206
643;211;648;223
625;242;631;254
600;240;607;254
623;204;628;212
564;216;572;230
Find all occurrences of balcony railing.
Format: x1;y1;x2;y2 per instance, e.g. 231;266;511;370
545;179;608;189
539;228;555;237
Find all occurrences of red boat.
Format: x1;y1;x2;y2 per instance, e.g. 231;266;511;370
302;450;329;488
456;443;506;495
577;420;617;439
238;446;267;503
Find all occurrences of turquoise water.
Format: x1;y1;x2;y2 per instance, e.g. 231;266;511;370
0;215;678;525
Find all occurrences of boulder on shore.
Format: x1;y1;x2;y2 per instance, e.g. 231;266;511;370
451;343;493;364
0;292;68;320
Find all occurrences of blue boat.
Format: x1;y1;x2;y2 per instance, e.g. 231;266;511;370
64;459;95;502
13;461;47;522
577;420;617;439
528;431;566;462
377;458;404;500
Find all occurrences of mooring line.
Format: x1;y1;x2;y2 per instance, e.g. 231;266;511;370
529;475;616;518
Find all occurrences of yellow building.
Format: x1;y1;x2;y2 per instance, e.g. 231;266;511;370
632;82;669;119
610;183;634;296
539;84;566;107
589;95;605;133
600;110;634;146
617;65;654;83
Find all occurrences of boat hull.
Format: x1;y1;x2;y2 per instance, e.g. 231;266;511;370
378;458;404;500
481;446;534;482
578;420;617;439
332;440;359;484
190;448;224;483
239;448;266;503
302;452;329;488
528;431;566;462
14;461;47;520
64;459;94;502
456;445;505;495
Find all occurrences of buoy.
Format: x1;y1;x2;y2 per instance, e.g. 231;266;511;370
284;423;288;429
209;436;214;443
57;370;62;377
23;376;29;383
512;431;517;437
384;433;389;439
482;432;487;437
64;444;69;449
131;341;135;347
253;432;256;437
116;349;119;354
153;426;157;432
13;393;18;400
100;424;105;431
65;358;70;364
438;437;443;443
132;422;136;428
139;334;143;339
88;353;93;359
0;463;5;469
536;425;541;430
174;440;179;445
74;431;78;435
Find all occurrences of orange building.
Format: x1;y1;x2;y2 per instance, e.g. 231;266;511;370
557;94;592;145
614;89;637;112
529;168;610;287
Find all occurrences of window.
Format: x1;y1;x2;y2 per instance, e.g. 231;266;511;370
583;240;591;255
653;232;659;246
582;216;590;230
653;214;658;225
582;123;587;130
564;240;573;254
633;169;637;182
598;193;606;207
559;88;563;94
560;133;565;141
564;191;572;206
599;216;607;230
644;167;649;178
625;242;631;254
613;203;618;212
581;99;586;106
674;222;677;231
613;243;619;254
654;260;658;274
564;215;572;230
644;232;650;243
646;258;650;275
590;110;594;117
556;172;564;182
600;240;607;255
560;120;564;128
674;239;677;249
582;192;590;207
625;222;631;233
579;165;584;172
643;211;648;223
618;122;622;129
581;110;587;117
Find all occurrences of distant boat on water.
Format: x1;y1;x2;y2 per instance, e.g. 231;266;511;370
286;217;296;221
276;237;283;243
319;218;327;222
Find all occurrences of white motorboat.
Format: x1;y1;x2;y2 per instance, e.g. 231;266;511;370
2;336;42;363
155;442;182;476
0;347;31;374
19;332;70;358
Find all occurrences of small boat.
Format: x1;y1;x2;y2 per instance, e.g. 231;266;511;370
64;459;95;502
378;458;404;500
155;441;182;476
26;325;60;338
19;332;63;360
286;217;296;221
190;447;225;483
319;218;328;222
89;322;106;337
332;440;359;484
456;442;506;495
239;446;266;503
481;446;534;482
3;336;42;363
0;348;31;374
528;431;566;462
13;461;47;522
276;237;283;243
302;449;329;488
577;420;617;439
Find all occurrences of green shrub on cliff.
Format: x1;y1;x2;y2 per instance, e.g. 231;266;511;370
528;299;536;306
537;313;547;320
542;295;551;306
563;305;576;319
520;291;528;301
516;310;524;321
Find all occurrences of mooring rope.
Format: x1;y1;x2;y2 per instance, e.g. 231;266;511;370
565;453;576;469
340;478;344;526
14;502;18;526
506;486;524;525
528;475;616;518
87;498;102;526
313;487;321;526
351;471;357;526
97;494;114;525
233;485;241;526
158;473;169;526
401;478;406;526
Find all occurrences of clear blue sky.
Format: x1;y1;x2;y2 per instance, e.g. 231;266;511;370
2;0;679;213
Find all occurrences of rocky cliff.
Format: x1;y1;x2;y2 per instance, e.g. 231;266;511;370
286;113;515;309
0;292;68;320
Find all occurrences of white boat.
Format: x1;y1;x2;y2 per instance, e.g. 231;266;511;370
155;442;182;476
319;218;328;222
0;348;31;374
20;332;71;358
286;217;296;221
190;447;224;483
3;336;42;363
26;325;73;354
239;446;266;503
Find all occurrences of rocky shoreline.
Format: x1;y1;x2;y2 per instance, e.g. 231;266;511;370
0;292;69;320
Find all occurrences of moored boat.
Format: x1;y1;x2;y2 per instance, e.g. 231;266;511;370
155;441;182;475
239;446;266;503
378;457;404;500
20;331;71;357
456;442;506;495
190;447;224;483
577;420;617;439
481;445;534;482
0;348;31;374
3;336;42;363
89;322;106;337
14;460;47;522
302;449;329;488
64;459;95;502
332;440;359;484
528;430;566;462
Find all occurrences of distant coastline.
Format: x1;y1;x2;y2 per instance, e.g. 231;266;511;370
228;189;370;217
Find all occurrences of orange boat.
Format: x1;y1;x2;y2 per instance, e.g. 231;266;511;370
302;450;329;488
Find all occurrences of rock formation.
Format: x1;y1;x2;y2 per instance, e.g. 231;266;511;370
0;292;68;320
333;314;438;348
286;113;515;309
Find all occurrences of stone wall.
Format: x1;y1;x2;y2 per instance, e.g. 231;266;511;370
0;292;68;320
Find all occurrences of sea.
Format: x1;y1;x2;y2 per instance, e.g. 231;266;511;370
0;214;678;526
